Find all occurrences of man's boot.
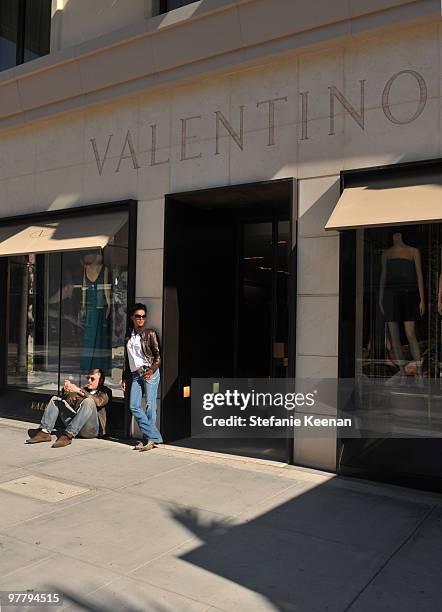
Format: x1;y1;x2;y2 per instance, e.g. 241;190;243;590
52;433;73;448
25;430;52;444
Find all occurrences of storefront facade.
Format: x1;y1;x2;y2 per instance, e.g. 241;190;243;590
1;0;442;489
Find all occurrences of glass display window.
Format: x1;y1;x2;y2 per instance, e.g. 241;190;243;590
6;214;129;399
354;223;442;437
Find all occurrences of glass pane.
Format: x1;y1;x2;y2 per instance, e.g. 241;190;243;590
7;213;128;400
0;0;18;71
58;250;94;389
238;221;273;377
166;0;197;10
353;223;442;451
7;253;61;392
58;218;129;398
358;225;429;390
24;0;51;62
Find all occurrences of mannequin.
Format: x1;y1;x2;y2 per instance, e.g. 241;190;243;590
80;252;111;373
379;231;425;378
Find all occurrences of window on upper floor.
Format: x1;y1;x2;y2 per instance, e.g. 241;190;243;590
159;0;198;13
0;0;51;72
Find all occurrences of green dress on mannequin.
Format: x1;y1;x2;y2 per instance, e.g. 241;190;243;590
80;260;111;374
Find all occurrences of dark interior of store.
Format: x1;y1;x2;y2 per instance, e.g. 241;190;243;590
162;179;294;462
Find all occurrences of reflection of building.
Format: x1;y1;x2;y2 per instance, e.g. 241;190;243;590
2;207;133;435
1;0;442;490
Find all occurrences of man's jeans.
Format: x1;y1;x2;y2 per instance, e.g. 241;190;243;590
129;369;162;443
41;396;99;438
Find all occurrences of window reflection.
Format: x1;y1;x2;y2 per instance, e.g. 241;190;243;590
7;216;129;399
0;0;51;71
163;0;197;11
356;224;442;437
0;0;18;71
24;0;51;62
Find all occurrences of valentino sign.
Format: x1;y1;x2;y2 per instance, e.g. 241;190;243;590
90;69;428;176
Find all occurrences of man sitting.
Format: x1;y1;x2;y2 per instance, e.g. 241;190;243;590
26;368;111;448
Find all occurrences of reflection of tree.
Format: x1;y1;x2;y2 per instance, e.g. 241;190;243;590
48;281;73;303
17;257;34;376
48;278;84;331
112;268;127;346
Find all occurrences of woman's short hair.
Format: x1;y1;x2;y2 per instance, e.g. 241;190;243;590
129;303;148;317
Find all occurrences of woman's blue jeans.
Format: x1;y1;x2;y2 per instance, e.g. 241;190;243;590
129;369;162;443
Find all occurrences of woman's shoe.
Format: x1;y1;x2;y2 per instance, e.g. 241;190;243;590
139;441;156;452
132;441;144;450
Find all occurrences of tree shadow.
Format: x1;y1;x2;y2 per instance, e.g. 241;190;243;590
165;480;439;611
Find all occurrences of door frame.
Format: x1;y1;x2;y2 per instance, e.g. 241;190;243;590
162;178;297;463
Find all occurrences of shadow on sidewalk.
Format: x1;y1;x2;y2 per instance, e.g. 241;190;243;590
43;479;441;611
166;482;440;611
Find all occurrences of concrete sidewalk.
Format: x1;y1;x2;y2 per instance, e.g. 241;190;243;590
1;418;442;612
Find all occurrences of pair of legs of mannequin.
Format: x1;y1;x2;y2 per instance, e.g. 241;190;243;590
387;320;422;377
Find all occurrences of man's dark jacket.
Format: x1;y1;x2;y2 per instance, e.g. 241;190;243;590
62;385;112;436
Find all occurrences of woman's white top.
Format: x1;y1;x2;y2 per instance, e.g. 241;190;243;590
127;331;149;372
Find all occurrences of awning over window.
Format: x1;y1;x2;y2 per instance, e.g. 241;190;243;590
0;211;127;257
325;174;442;231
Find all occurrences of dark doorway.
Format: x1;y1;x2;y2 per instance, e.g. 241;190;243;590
162;180;295;462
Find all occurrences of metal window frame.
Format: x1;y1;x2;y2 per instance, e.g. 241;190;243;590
15;0;26;65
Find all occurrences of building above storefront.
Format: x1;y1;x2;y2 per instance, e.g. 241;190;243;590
0;0;440;130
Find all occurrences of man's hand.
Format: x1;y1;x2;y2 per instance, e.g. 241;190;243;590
120;379;126;392
143;369;154;381
65;381;82;394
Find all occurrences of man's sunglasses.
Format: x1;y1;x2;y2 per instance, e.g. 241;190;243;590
87;376;96;381
133;314;146;319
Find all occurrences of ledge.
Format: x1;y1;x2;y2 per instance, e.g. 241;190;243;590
0;0;439;130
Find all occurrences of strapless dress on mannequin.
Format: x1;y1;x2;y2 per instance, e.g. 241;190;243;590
383;258;419;322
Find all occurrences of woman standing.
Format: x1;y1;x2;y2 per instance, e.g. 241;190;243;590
121;303;163;451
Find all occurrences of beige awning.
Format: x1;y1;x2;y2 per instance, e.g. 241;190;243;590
325;174;442;231
0;211;127;257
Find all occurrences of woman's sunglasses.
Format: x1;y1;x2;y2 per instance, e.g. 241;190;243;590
133;314;146;319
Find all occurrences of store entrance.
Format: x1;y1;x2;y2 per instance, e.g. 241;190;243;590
162;180;294;462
